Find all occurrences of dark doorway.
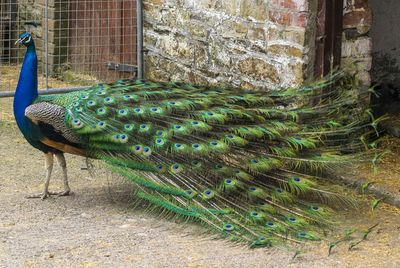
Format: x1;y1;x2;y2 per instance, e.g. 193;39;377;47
369;0;400;120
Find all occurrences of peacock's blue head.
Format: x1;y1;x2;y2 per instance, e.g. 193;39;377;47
15;32;34;47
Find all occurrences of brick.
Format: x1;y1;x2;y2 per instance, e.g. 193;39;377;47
269;10;291;25
294;13;307;27
281;0;308;11
343;9;372;29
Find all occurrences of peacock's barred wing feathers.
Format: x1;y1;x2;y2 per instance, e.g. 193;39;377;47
56;72;376;247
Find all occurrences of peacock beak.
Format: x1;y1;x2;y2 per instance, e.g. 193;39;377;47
15;38;23;45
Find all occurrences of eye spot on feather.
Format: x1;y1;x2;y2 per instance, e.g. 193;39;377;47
168;101;176;105
156;165;166;173
134;108;142;113
251;211;259;217
87;100;96;107
112;134;120;142
184;190;197;199
133;145;143;155
276;188;284;193
124;124;134;131
174;125;182;129
191;160;202;168
71;119;84;129
174;143;183;148
75;107;83;113
191;121;199;125
210;141;218;146
192;144;200;149
288;217;297;222
223;224;234;232
226;134;234;139
250;159;258;164
170;163;183;173
142;147;152;156
249;187;257;192
293;177;301;182
225;179;233;184
202;189;215;200
119;134;128;143
311;206;320;211
119;109;128;115
266;222;274;227
295;136;302;140
298;232;307;237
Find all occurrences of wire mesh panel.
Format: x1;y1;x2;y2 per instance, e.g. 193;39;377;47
0;0;137;93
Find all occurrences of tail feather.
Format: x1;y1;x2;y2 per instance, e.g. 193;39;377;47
63;71;378;247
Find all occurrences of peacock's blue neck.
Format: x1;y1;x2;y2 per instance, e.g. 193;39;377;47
13;43;38;133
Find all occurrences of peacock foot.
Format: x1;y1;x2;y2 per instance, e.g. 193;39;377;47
25;192;51;200
48;190;71;197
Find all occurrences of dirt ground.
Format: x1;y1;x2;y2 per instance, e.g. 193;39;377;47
0;100;400;267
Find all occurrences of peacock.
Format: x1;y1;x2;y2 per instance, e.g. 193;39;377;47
13;29;380;248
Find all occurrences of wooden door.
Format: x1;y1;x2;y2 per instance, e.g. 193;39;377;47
68;0;137;81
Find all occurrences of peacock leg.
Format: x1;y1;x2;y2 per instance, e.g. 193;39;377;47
26;152;54;200
48;153;71;197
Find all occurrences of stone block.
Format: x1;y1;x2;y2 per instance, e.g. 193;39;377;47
240;0;269;21
238;58;279;83
268;44;303;58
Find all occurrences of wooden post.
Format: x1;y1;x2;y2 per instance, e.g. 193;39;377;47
314;0;344;77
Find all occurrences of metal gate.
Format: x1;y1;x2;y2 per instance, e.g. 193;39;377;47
0;0;139;94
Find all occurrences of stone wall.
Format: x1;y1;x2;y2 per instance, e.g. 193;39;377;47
143;0;316;90
341;0;373;86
